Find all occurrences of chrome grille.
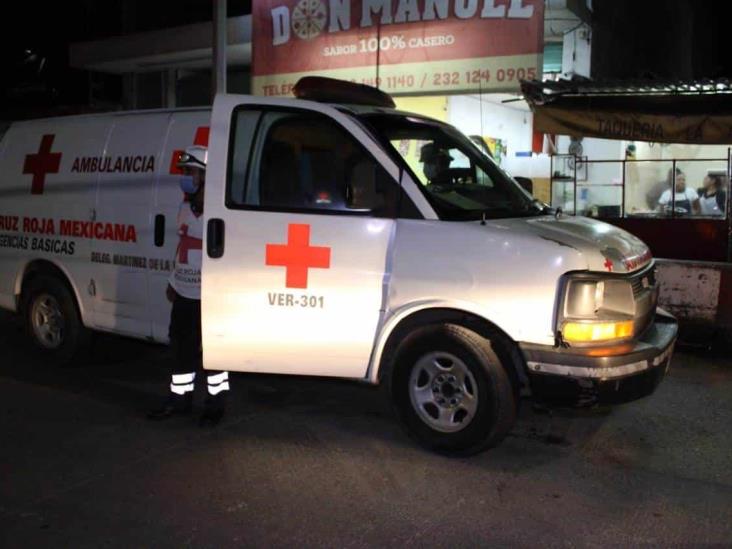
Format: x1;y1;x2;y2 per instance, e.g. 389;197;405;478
631;278;643;296
630;264;658;335
631;265;656;297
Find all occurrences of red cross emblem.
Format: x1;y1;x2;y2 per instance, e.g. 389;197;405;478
604;258;614;272
266;224;331;289
178;224;202;264
23;134;62;195
169;126;210;174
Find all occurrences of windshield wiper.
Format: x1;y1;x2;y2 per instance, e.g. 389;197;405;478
476;201;551;223
478;205;518;224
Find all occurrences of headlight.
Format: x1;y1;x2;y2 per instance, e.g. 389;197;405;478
559;276;635;344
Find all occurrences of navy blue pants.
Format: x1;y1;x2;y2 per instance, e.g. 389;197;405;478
169;292;229;397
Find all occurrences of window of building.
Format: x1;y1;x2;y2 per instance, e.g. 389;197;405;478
543;42;563;75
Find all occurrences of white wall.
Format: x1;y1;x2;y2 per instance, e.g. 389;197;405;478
632;142;730;187
447;95;550;178
555;136;624;212
562;24;592;78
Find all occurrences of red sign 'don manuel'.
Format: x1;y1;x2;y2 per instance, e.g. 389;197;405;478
252;0;544;97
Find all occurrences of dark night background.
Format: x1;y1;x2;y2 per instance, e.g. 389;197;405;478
0;0;729;120
590;0;731;80
0;1;251;120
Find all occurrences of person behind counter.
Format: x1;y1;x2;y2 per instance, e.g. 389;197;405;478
658;168;700;215
697;174;727;216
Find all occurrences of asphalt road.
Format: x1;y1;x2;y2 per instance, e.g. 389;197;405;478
1;312;731;548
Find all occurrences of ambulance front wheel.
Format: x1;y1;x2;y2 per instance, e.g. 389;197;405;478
389;324;516;456
22;275;90;365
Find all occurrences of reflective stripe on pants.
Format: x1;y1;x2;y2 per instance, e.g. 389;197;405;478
207;371;230;395
171;372;196;394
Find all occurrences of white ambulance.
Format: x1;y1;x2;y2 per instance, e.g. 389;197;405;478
0;78;676;454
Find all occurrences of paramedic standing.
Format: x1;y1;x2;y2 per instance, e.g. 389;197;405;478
148;145;230;425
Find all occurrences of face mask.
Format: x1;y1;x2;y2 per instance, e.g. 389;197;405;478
179;175;200;195
424;163;437;180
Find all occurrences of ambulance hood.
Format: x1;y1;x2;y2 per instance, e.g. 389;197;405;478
503;215;652;274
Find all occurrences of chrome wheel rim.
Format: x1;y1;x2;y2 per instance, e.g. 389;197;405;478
409;352;479;433
31;294;65;350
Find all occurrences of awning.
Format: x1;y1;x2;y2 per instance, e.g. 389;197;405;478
521;79;732;144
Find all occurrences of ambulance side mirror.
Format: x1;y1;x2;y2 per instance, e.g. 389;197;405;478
514;176;534;195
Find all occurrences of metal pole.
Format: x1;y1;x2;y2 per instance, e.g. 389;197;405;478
550;154;554;208
671;159;676;219
166;69;177;108
727;147;731;262
212;0;227;101
621;159;626;218
573;155;577;215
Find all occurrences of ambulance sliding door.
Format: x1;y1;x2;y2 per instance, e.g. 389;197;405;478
202;96;401;378
149;110;211;343
91;114;169;336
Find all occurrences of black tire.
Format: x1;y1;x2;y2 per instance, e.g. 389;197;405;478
388;323;516;456
21;274;90;365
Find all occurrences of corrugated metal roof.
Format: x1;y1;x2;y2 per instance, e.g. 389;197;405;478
521;78;732;105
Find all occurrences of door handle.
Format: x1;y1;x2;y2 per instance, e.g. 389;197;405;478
154;214;165;247
207;218;225;258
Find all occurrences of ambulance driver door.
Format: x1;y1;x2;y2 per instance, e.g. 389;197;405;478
202;98;401;378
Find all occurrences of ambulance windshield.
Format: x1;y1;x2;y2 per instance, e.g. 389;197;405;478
359;114;542;220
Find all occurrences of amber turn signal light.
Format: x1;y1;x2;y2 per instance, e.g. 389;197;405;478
562;320;634;343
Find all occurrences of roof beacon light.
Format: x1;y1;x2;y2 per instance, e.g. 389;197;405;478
293;76;396;109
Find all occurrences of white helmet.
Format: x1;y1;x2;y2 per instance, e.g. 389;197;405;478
178;145;207;169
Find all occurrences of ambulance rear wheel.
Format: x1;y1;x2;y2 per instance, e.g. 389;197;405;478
22;275;89;365
390;324;516;456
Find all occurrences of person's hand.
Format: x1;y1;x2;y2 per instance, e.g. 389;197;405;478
166;284;176;303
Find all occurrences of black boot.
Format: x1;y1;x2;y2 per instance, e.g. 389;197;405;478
199;394;226;427
147;393;193;420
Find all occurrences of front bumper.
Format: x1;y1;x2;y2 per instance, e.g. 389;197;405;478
519;311;678;406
